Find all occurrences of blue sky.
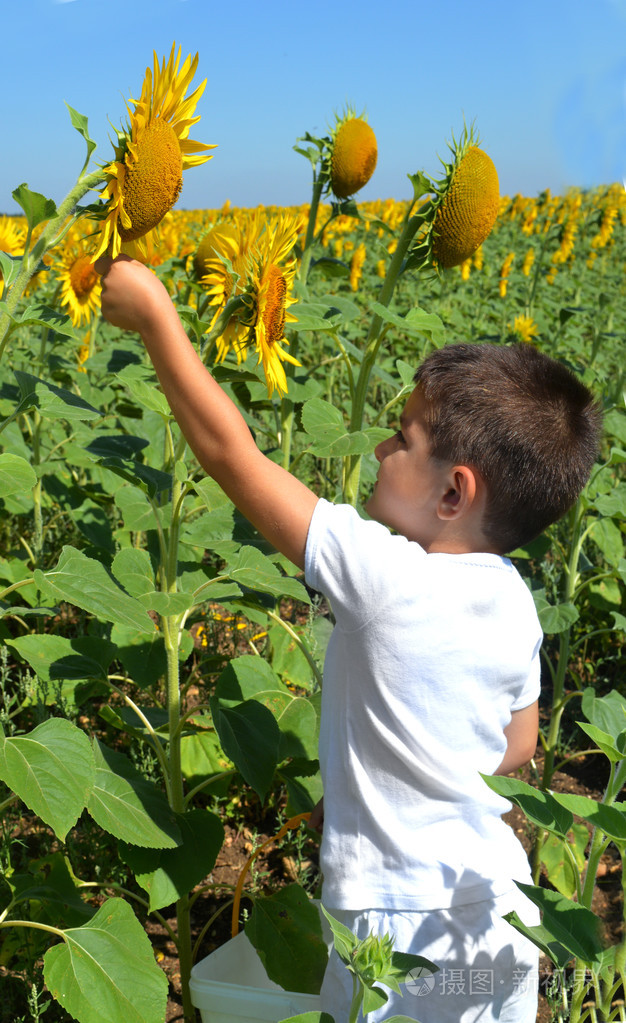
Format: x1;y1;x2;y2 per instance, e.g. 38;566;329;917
3;0;626;215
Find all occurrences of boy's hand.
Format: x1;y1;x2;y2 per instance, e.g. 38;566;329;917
95;255;173;335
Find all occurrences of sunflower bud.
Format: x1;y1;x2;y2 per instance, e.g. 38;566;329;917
330;115;378;199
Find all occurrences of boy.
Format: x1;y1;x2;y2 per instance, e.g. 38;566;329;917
95;255;602;1023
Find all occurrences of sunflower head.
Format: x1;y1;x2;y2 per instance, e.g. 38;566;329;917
431;143;499;268
91;44;216;261
56;248;102;327
329;109;378;200
405;125;499;275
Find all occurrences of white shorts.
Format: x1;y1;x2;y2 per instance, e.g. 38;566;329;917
320;889;541;1023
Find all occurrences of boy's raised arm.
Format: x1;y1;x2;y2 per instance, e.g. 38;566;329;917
95;255;318;570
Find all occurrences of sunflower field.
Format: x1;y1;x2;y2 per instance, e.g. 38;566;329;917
1;44;626;1023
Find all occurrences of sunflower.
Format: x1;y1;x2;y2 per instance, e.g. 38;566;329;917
406;126;499;274
91;44;215;261
197;215;264;361
0;216;27;298
204;215;302;397
329;110;378;200
56;250;101;327
242;216;302;396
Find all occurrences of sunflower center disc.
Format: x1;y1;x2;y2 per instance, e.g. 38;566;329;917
120;120;183;241
261;265;287;345
70;256;99;299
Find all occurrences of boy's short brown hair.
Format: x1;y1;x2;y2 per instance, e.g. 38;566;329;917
414;342;603;553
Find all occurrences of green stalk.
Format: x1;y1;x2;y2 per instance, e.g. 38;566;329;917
298;176;325;286
342;212;423;505
0;168;105;360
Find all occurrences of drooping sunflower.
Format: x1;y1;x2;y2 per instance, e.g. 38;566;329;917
91;44;215;261
57;248;102;326
406;126;500;274
327;108;378;200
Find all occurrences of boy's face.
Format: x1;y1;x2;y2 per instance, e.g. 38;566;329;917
365;387;452;549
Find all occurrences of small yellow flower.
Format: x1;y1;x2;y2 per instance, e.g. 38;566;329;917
510;315;538;342
349;242;367;290
57;250;102;326
521;248;535;276
499;252;515;298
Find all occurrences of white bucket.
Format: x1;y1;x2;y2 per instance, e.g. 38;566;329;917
190;929;324;1023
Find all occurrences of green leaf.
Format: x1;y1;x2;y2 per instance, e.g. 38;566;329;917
371;302;445;344
226;546;310;604
36;546;154;631
118;374;171;416
12;183;57;228
0;453;37;497
534;598;579;634
0;718;94;841
320;905;358;963
581;687;626;739
245;885;328;995
514;882;604;964
8;634;116;683
576;721;626;763
279;1014;334;1023
592;483;626;517
18;304;78;340
540;824;589;898
552;791;626;843
481;775;573;836
215;655;285;705
503;910;573;969
180;729;230;792
590;517;624;566
112;548;155;600
86;740;181;849
212;698;280;802
94;455;173;498
120;808;224;912
65;103;97;172
43;897;168;1023
0;251;22;289
14;371;100;420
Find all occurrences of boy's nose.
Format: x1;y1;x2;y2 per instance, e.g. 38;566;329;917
375;438;390;463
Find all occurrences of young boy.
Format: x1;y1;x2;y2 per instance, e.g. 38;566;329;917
95;255;602;1023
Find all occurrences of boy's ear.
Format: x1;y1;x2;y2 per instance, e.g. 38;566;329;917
437;466;478;520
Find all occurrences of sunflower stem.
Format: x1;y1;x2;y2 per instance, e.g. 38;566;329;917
0;169;105;362
299;177;325;286
342;212;423;505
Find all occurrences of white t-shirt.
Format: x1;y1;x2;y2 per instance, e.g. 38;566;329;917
304;499;542;912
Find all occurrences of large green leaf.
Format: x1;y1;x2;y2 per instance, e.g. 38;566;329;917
246;885;328;995
226;546;310;604
8;634;116;683
212;698;280;802
12;182;57;228
581;688;626;741
120;808;224;911
215;655;286;705
14;371;100;419
0;719;94;840
86;740;181;848
539;824;589;899
0;453;37;497
514;882;604;965
43;897;168;1023
481;775;573;837
552;792;626;843
36;547;154;631
112;548;155;599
